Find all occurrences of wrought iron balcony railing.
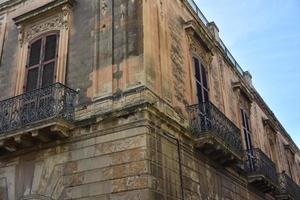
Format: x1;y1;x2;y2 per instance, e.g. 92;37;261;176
187;102;243;157
278;172;300;199
245;148;278;186
0;83;77;135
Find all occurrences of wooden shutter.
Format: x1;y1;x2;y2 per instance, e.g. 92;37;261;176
28;39;42;67
193;57;209;104
41;34;58;87
26;39;42;91
201;65;209;103
44;34;57;61
41;62;55;87
25;68;39;91
241;109;253;150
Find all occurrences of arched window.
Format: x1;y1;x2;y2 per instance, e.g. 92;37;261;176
25;32;59;91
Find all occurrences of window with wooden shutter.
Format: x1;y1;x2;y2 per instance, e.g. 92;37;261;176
193;57;209;104
193;57;209;113
25;32;59;92
241;108;255;170
193;57;210;130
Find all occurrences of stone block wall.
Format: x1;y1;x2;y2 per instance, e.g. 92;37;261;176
0;120;151;199
147;125;266;200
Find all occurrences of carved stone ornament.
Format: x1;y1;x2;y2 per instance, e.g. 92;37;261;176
188;34;213;66
187;31;213;67
184;20;214;67
13;0;73;46
232;81;254;103
21;14;65;41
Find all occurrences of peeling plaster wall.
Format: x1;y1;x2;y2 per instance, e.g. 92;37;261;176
0;0;144;104
67;0;95;104
148;128;266;200
89;0;144;102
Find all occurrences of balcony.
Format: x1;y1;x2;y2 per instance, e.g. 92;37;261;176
0;83;77;153
244;148;278;193
277;172;300;200
187;102;243;166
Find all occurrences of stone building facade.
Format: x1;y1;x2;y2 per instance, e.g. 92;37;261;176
0;0;299;199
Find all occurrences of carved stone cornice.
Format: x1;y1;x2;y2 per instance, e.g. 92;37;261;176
13;0;74;46
285;144;297;156
24;13;64;41
232;81;254;103
13;0;74;25
185;20;214;66
263;118;278;133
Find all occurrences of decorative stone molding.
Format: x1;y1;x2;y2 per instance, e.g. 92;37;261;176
232;81;254;103
285;144;296;156
20;194;54;200
185;20;214;66
24;14;64;42
263;118;278;133
13;0;74;95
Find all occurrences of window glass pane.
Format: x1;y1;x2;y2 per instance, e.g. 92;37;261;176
26;68;39;91
29;39;42;66
196;83;203;103
201;65;208;89
245;114;250;131
193;58;201;82
247;132;254;150
203;90;209;103
241;109;254;152
44;34;57;61
241;109;246;127
41;62;55;87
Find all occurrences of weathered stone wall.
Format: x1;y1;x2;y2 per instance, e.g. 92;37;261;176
0;118;150;199
89;0;144;102
142;0;300;187
0;0;299;199
143;0;191;109
0;0;144;105
148;123;266;200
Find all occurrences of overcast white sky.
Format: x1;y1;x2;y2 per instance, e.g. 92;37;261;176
194;0;300;147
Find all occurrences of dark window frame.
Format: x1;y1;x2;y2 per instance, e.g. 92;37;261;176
192;56;209;104
24;31;59;92
241;108;256;170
